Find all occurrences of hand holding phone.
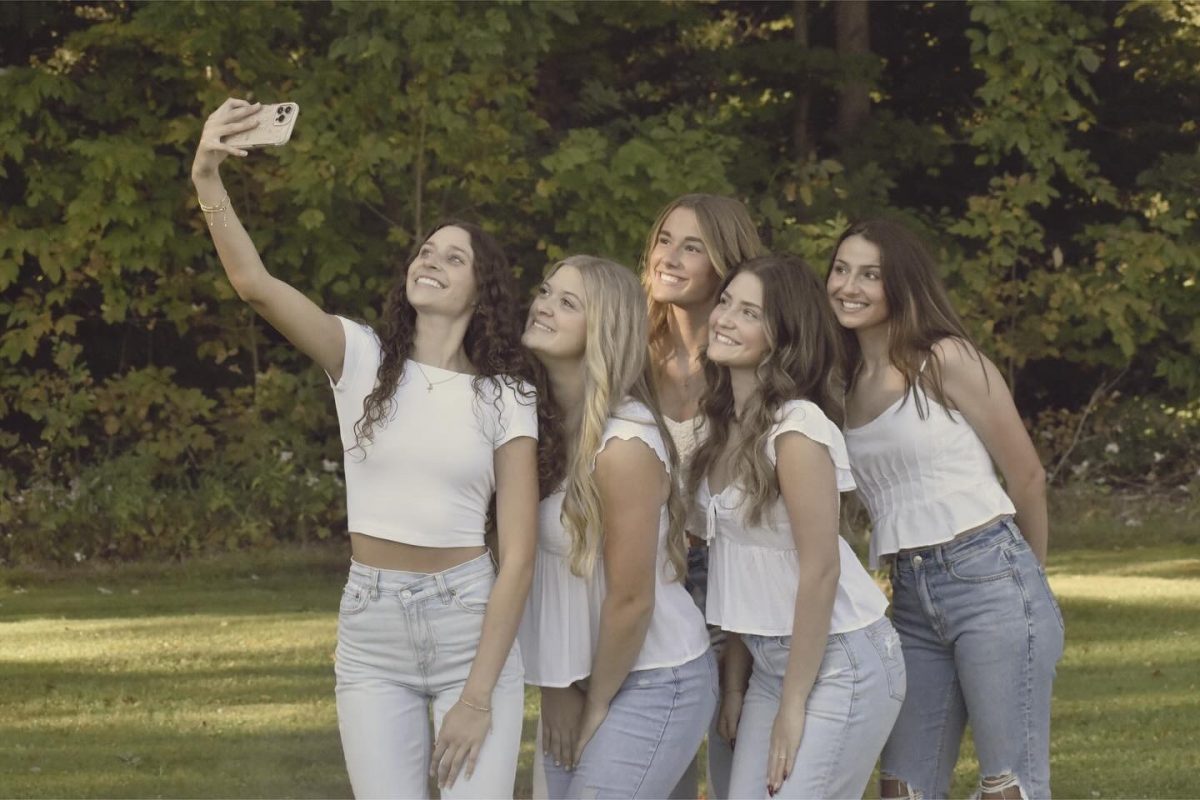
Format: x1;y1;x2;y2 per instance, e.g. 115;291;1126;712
224;102;300;149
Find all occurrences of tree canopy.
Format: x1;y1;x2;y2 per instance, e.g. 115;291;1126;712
2;1;1198;562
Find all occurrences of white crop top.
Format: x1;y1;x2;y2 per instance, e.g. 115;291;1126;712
329;316;537;547
518;400;711;687
844;385;1016;568
698;400;888;637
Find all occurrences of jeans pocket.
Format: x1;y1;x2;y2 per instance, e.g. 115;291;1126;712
864;622;906;703
339;583;370;616
449;575;491;615
1035;562;1065;632
947;543;1014;583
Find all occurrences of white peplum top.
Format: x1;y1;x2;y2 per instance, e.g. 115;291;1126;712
844;385;1016;568
519;400;711;687
698;400;888;637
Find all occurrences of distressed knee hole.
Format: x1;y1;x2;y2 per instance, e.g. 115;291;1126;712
974;772;1026;800
880;775;924;800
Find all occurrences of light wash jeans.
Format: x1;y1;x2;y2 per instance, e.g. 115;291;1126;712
671;544;733;800
335;553;525;799
730;616;906;799
542;649;718;799
882;517;1064;799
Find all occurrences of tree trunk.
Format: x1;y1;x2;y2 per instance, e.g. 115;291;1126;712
793;0;811;160
835;0;871;141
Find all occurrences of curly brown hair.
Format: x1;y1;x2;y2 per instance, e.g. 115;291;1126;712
687;254;845;526
351;220;533;454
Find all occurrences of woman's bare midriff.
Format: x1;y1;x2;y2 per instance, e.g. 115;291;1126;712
350;532;487;573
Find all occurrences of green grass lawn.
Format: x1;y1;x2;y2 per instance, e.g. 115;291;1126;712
2;489;1197;798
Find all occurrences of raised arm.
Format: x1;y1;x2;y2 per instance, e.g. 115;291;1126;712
769;431;842;794
572;437;664;763
935;338;1049;563
191;98;346;380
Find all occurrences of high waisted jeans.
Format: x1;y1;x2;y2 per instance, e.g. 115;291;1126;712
335;553;525;799
881;517;1064;799
543;649;718;799
730;616;906;799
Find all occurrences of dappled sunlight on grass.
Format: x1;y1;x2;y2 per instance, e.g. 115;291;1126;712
2;543;1196;798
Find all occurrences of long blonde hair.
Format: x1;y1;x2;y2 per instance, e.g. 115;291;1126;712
639;194;767;365
548;256;688;581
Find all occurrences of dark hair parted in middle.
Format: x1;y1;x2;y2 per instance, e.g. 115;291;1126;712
687;253;845;525
826;218;984;419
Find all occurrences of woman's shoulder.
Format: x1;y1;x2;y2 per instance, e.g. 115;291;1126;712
773;398;836;430
929;336;985;375
597;399;669;470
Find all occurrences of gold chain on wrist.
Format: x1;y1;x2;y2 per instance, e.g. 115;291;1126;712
198;194;230;228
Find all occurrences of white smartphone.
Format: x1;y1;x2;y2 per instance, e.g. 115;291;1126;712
225;102;299;149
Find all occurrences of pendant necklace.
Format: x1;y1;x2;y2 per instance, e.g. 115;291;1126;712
412;361;459;392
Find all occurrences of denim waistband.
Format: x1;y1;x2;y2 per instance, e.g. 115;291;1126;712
347;551;495;599
892;515;1019;571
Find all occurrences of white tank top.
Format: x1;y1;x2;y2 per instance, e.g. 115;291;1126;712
518;400;711;686
328;316;537;547
697;400;888;636
662;414;708;535
844;384;1016;567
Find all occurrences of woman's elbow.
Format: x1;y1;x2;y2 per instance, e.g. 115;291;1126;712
609;588;655;622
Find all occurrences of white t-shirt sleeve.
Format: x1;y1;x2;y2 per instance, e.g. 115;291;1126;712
329;315;378;392
492;377;539;447
767;400;857;493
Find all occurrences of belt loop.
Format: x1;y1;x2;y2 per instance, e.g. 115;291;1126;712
435;572;450;603
369;567;380;600
934;542;948;569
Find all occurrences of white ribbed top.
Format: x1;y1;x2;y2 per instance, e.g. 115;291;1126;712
844;386;1016;568
518;400;711;687
698;400;888;636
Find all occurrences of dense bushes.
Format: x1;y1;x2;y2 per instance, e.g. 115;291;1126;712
1;2;1197;563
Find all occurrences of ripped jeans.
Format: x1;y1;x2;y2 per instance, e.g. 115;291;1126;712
881;518;1064;799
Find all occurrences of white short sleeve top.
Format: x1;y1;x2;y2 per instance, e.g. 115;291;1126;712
698;400;888;636
329;316;537;547
844;385;1016;567
518;400;711;687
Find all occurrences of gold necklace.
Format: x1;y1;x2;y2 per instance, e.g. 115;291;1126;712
412;361;460;392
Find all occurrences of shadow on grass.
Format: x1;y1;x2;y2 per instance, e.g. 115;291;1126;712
2;723;351;799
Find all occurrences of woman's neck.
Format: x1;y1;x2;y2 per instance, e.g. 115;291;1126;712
543;358;586;440
855;324;892;374
412;314;473;371
667;300;713;363
729;367;758;419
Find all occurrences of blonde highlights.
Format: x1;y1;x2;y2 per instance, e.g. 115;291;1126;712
640;194;767;364
551;256;688;581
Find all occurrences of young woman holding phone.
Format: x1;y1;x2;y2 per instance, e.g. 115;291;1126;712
193;98;538;799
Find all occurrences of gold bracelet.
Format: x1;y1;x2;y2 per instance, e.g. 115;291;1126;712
457;697;492;714
198;194;230;228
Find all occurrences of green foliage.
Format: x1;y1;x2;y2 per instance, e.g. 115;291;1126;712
1;1;1198;562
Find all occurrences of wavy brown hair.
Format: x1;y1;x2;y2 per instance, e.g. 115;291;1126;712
827;219;984;419
687;254;844;526
351;220;532;453
532;256;688;581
